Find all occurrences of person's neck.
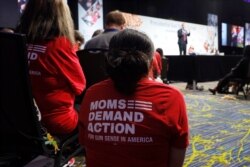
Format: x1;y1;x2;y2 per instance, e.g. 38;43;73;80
105;25;122;31
104;28;119;33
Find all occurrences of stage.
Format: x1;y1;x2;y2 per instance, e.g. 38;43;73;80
163;55;242;82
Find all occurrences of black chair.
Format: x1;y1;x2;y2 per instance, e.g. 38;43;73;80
0;32;83;167
75;49;109;104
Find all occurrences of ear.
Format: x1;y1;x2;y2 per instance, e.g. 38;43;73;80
120;25;126;30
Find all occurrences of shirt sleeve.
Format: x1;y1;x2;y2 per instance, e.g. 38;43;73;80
49;37;86;95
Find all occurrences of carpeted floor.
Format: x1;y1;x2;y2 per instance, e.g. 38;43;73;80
173;82;250;167
184;93;250;166
74;82;250;167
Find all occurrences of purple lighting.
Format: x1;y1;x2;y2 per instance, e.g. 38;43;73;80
243;0;250;3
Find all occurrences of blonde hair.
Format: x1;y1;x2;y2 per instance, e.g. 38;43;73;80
16;0;75;44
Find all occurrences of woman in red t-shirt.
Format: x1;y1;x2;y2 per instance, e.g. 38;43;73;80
16;0;86;135
79;29;189;167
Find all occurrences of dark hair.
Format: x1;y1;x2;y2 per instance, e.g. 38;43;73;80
92;29;103;38
74;30;84;45
106;29;154;95
243;45;250;58
105;10;126;27
156;48;164;58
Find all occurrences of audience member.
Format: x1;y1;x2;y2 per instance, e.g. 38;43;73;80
16;0;86;135
186;45;203;90
74;30;85;50
188;45;196;56
209;45;250;95
156;47;164;58
84;10;125;49
154;50;163;73
79;29;189;167
149;52;161;81
156;47;169;83
91;29;104;38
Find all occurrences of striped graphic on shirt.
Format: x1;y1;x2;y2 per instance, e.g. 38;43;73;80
28;44;47;53
127;100;152;111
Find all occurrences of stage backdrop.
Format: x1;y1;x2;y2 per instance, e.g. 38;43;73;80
78;0;103;46
122;12;218;56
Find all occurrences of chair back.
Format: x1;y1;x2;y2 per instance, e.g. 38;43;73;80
0;32;44;163
76;49;109;104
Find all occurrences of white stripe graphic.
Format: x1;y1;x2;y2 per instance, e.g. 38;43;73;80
135;106;152;111
135;103;152;108
28;45;47;53
135;100;152;105
127;100;152;111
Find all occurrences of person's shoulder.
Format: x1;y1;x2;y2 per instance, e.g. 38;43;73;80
139;79;185;108
97;30;118;39
157;81;183;96
140;78;183;96
84;34;104;49
49;36;71;47
87;79;113;93
35;37;70;50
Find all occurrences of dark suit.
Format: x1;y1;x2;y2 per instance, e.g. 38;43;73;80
177;28;190;55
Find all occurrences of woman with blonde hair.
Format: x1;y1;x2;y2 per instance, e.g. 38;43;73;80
16;0;86;135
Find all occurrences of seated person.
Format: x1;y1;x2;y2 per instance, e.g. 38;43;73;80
91;29;104;38
74;30;85;51
149;52;162;82
16;0;86;135
188;45;196;56
79;29;189;167
154;50;163;72
209;45;250;95
186;45;203;90
156;47;169;83
84;10;125;49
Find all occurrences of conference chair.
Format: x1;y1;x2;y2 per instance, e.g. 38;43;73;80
0;32;83;167
75;48;109;104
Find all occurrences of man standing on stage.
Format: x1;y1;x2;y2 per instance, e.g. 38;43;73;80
177;23;190;55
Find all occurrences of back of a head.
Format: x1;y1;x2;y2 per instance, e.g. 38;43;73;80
243;45;250;58
16;0;75;44
92;29;104;38
107;29;154;95
156;48;164;57
74;30;84;48
105;10;126;27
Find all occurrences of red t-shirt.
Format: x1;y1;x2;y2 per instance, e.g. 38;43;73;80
155;51;162;72
79;78;189;167
28;37;86;135
149;55;161;79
